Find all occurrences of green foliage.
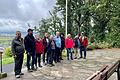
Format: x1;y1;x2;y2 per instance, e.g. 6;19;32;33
34;0;120;48
4;47;12;57
88;41;112;50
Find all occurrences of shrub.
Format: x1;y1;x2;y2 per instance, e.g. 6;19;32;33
87;41;112;50
4;47;12;57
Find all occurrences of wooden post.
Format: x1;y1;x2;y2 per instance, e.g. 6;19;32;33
0;47;7;79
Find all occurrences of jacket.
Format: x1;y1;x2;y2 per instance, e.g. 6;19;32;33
24;34;35;52
43;37;50;48
61;37;65;50
35;40;44;54
80;36;88;48
11;37;25;55
65;38;74;48
54;36;61;48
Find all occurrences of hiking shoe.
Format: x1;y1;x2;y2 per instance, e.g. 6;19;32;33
78;57;83;59
28;69;33;72
15;75;20;78
51;64;55;66
20;73;24;75
39;65;42;68
74;57;77;59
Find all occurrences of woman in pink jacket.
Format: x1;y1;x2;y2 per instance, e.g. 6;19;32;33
65;34;74;60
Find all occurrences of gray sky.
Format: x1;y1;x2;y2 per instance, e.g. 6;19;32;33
0;0;56;32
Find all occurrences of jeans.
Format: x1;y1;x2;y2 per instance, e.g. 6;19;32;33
48;49;55;64
35;54;41;67
42;47;49;64
80;46;86;58
27;51;35;70
66;48;73;60
55;47;61;62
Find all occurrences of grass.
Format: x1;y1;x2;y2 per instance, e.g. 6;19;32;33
2;54;27;65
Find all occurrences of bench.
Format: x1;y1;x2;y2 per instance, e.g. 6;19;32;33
87;60;120;80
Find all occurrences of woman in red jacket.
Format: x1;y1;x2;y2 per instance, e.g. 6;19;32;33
35;35;44;69
79;32;88;59
65;34;74;60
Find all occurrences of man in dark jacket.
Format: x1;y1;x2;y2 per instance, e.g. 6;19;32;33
24;29;36;72
11;31;25;78
60;33;65;60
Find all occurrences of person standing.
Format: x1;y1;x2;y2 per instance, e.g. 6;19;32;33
65;34;74;60
54;32;61;62
60;33;65;60
24;29;36;72
79;32;88;59
35;35;44;69
11;31;25;78
74;35;80;59
43;33;50;65
47;35;56;67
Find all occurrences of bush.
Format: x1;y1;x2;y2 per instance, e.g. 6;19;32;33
87;41;112;50
4;47;12;57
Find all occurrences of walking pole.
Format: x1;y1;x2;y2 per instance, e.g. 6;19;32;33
0;47;7;79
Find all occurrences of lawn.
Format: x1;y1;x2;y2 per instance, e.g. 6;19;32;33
2;54;27;65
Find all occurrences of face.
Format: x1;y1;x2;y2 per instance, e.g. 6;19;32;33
16;31;21;39
50;35;53;40
28;31;33;35
45;33;48;38
67;34;71;38
81;32;84;36
61;34;64;37
56;32;60;36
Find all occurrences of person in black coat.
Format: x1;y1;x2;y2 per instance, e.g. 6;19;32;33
24;29;36;72
60;33;65;60
11;31;25;78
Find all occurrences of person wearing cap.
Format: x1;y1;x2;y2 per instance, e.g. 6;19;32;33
79;32;88;59
11;31;25;78
24;29;36;72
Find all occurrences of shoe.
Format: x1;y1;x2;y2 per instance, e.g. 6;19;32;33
39;65;42;68
57;61;61;63
28;69;33;72
60;58;63;60
32;68;37;71
71;58;73;60
84;57;86;59
48;64;53;67
20;73;24;75
74;57;77;59
78;57;83;59
15;75;20;78
51;64;55;66
43;63;47;66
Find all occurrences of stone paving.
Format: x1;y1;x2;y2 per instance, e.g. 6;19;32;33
1;49;120;80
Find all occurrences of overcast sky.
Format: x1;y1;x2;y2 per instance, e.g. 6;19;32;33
0;0;56;33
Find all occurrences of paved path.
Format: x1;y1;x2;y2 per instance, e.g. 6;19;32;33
1;49;120;80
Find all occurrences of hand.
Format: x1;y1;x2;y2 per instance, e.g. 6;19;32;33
13;55;17;58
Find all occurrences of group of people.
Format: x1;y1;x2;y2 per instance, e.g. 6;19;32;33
11;28;88;78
